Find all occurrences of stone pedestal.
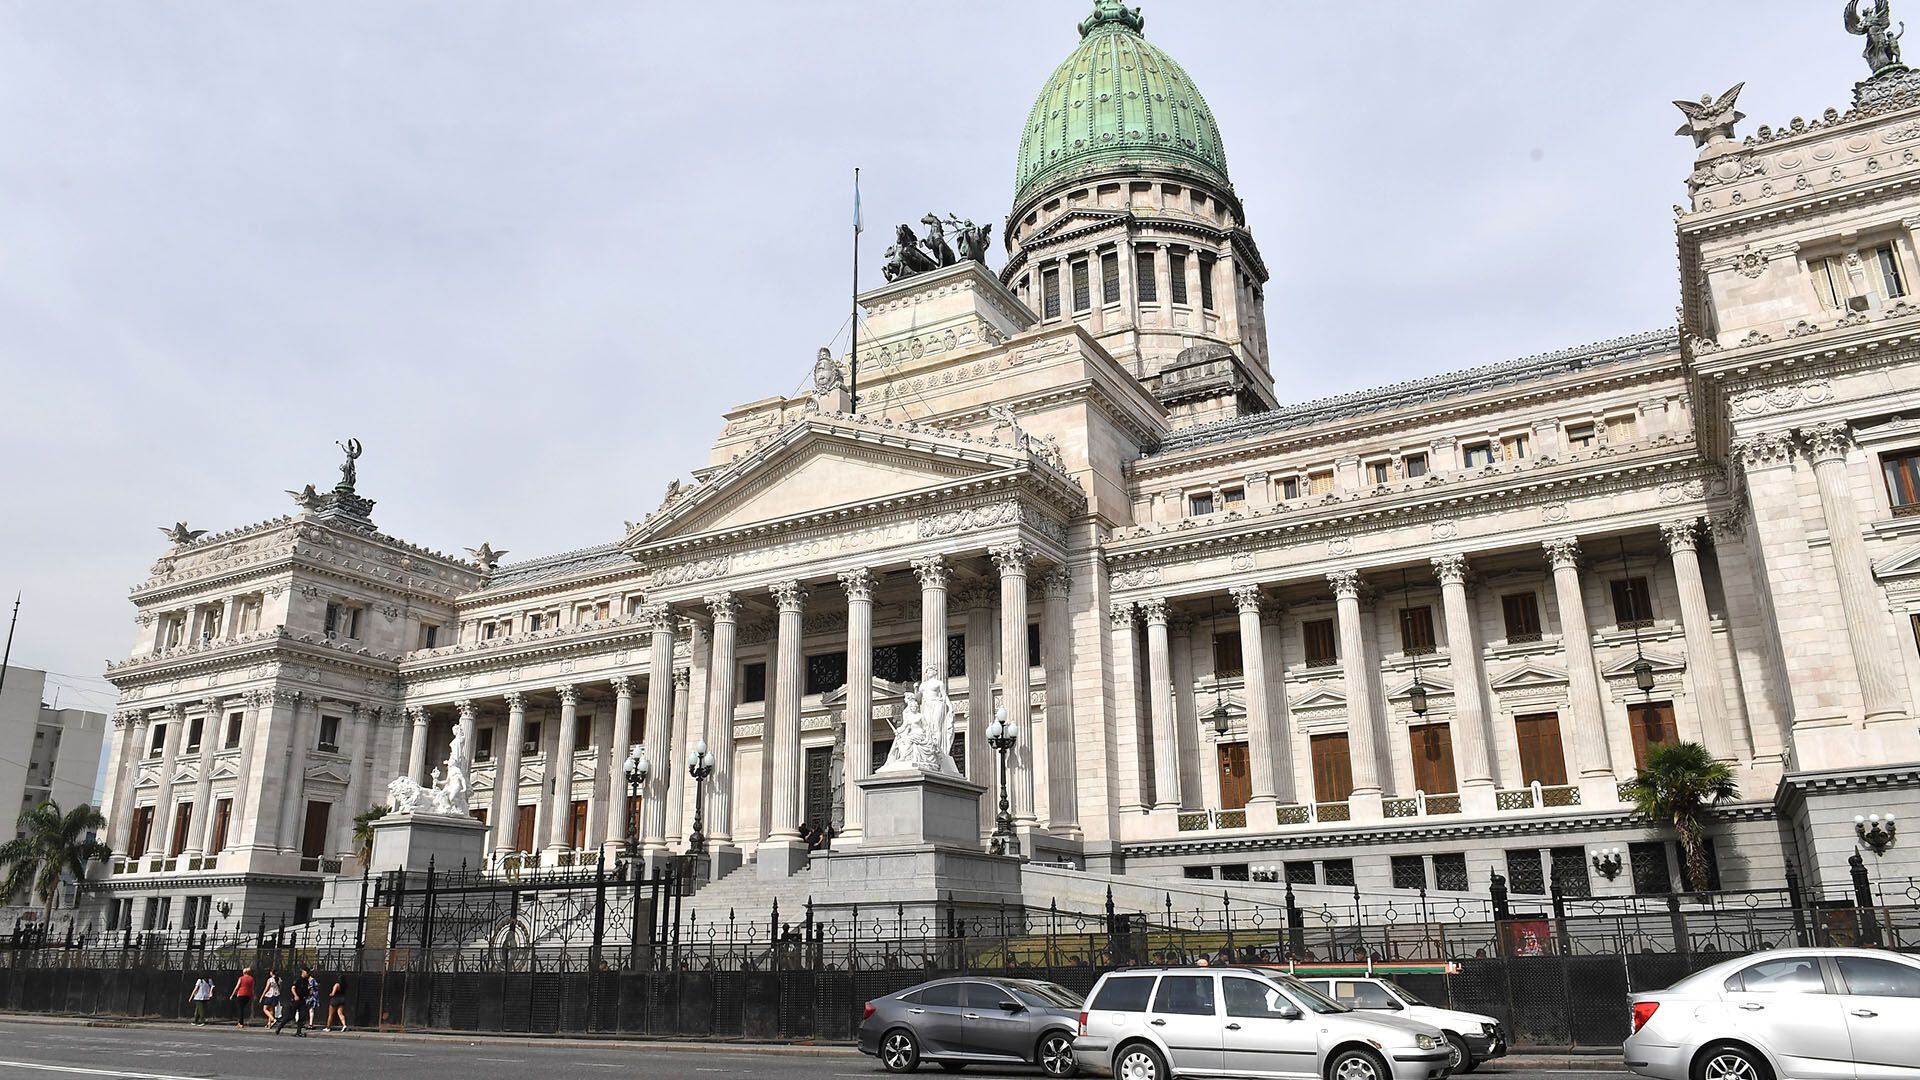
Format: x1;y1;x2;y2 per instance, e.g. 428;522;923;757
861;769;991;848
806;769;1021;907
368;811;489;876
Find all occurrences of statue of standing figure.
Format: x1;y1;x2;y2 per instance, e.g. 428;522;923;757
877;666;959;776
335;438;362;495
1848;0;1907;74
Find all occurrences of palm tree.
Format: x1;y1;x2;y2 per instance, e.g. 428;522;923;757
0;801;110;922
351;805;389;861
1620;741;1739;892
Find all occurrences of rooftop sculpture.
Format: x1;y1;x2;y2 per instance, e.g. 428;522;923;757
1847;0;1907;75
881;214;992;281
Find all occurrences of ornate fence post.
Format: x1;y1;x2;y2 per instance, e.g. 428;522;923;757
1850;852;1882;946
354;862;370;965
1785;867;1810;947
1489;871;1510;958
420;856;436;969
1222;892;1236;960
1549;882;1570;956
1284;883;1303;958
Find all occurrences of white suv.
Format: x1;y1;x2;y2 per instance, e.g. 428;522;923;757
1073;966;1452;1080
1299;978;1507;1073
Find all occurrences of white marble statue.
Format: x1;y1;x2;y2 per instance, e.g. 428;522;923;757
878;667;959;776
385;722;474;815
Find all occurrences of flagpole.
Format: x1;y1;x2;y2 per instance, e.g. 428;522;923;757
850;166;861;416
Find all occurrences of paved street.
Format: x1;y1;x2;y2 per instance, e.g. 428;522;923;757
0;1017;1623;1080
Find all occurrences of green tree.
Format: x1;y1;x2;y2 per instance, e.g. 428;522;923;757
352;805;389;861
0;801;110;922
1620;741;1739;892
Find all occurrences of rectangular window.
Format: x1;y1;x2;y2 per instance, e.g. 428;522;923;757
805;650;849;696
1433;852;1469;892
148;723;166;757
1409;723;1457;794
1136;251;1157;302
1285;861;1317;885
209;798;232;856
872;641;921;683
1514;712;1568;786
1404;453;1429;478
1302;618;1338;666
1611;576;1653;626
742;662;768;704
1391;855;1427;891
1169;252;1189;305
1811;255;1849;309
1308;470;1334;495
317;715;341;754
1323;859;1356;887
1071;261;1090;313
575;712;594;749
1507;848;1545;895
1502;592;1542;641
1875;243;1907;298
1501;433;1531;460
1462;441;1495;469
169;803;193;856
186;715;203;752
1628;700;1678;770
1198;253;1216;309
1278;476;1300;500
324;602;341;637
224;713;242;749
1102;251;1120;304
521;722;542;756
420;623;440;649
1188;492;1215;516
129;807;154;856
569;800;589;849
1042;267;1061;319
1605;414;1638;443
1629;840;1673;895
1366;460;1390;485
1310;732;1354;803
950;731;967;777
1027;622;1041;668
1212;630;1244;678
1550;846;1593;897
1675;837;1722;891
514;804;536;853
1217;742;1250;810
1221;486;1244;507
530;611;547;633
1565;423;1596;451
474;726;494;761
1399;606;1435;655
1883;450;1920;514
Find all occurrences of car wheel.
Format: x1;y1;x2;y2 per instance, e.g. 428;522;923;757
1697;1045;1771;1080
1114;1041;1166;1080
1330;1047;1388;1080
1445;1033;1478;1074
1037;1030;1077;1077
880;1029;921;1073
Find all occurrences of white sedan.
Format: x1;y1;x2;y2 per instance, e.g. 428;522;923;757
1624;947;1920;1080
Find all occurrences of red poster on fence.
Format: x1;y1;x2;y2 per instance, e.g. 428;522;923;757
1504;919;1552;956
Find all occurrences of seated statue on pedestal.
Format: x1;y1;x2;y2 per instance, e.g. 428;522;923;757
878;668;960;777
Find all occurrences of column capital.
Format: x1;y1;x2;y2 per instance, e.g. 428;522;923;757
1431;552;1470;587
703;591;739;623
1729;429;1799;471
455;699;477;721
1327;569;1365;601
1108;602;1136;630
1543;536;1582;571
1139;597;1169;626
641;601;675;634
556;685;578;707
610;675;632;699
837;568;875;602
771;580;808;613
504;691;527;712
1660;518;1703;554
910;555;951;590
989;541;1032;576
1043;568;1072;598
1229;583;1263;613
406;706;428;726
1799;421;1854;464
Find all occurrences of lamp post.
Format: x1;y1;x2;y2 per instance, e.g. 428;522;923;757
1856;813;1898;857
623;745;649;875
686;739;715;856
986;706;1018;856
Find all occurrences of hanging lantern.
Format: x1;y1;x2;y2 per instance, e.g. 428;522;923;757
1633;656;1656;694
1408;678;1429;717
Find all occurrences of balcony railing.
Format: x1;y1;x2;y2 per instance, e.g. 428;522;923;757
1383;791;1464;819
1495;781;1582;810
1313;800;1351;822
299;856;344;874
1175;808;1249;832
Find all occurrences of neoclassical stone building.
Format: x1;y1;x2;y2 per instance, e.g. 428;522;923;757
94;2;1920;927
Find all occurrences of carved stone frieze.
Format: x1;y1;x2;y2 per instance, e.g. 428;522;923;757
1731;378;1835;418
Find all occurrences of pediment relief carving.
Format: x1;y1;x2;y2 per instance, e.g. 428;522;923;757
1487;664;1569;692
1288;686;1348;713
303;763;350;786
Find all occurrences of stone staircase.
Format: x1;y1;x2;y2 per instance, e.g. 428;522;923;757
681;852;830;937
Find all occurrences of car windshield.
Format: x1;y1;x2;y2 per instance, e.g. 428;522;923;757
1277;976;1350;1014
1009;981;1084;1009
1387;983;1431;1007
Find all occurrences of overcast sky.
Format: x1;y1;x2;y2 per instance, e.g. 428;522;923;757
0;0;1871;710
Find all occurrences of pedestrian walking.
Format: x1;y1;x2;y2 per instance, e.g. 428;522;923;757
324;977;348;1032
230;967;254;1027
273;968;310;1036
188;975;214;1025
304;970;322;1030
260;971;281;1028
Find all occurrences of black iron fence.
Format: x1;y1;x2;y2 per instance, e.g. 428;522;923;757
5;860;1916;1047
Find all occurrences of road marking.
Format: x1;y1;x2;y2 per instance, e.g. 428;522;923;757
0;1060;229;1080
470;1058;523;1064
571;1064;625;1069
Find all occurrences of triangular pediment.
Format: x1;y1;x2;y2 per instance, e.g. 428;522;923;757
1600;650;1686;678
304;762;350;785
1385;674;1454;702
1289;686;1348;712
1876;541;1920;579
210;757;241;780
1488;663;1568;692
1023;207;1128;246
632;415;1030;545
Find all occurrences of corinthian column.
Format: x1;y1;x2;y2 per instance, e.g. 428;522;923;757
602;677;634;860
912;556;951;678
406;707;430;785
1141;598;1181;811
1041;569;1078;832
545;686;579;853
1544;537;1620;797
337;704;375;859
1329;571;1383;816
665;668;691;846
704;595;739;851
1230;584;1279;813
641;604;677;851
495;692;528;854
1432;554;1498;813
1802;423;1913;733
992;542;1037;827
760;581;809;877
182;699;220;859
149;704;185;857
1662;520;1740;760
838;571;874;843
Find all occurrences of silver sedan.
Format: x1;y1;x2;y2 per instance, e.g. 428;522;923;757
1623;947;1920;1080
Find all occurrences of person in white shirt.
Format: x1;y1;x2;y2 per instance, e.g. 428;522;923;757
189;975;214;1026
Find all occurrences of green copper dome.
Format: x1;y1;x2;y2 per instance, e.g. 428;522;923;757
1013;2;1230;207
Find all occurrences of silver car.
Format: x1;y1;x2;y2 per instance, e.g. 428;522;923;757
1073;966;1452;1080
1299;977;1507;1073
858;975;1084;1075
1624;947;1920;1080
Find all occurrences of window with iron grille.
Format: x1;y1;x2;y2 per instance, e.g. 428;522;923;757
805;651;848;695
946;633;968;679
1102;251;1120;304
1323;859;1355;887
1549;846;1592;897
1042;267;1061;319
1433;853;1469;892
1399;606;1435;654
872;642;922;683
1169;252;1189;305
1184;866;1215;879
950;732;967;777
1285;861;1317;885
1219;864;1249;882
1507;849;1545;895
1502;592;1542;641
1136;251;1157;302
1391;855;1427;891
1302;618;1338;666
1610;576;1653;626
1629;841;1672;895
1212;630;1244;678
1072;261;1091;313
1199;253;1216;309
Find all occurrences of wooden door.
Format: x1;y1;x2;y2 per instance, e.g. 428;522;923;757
169;803;193;856
514;804;537;852
1514;712;1568;786
569;800;589;849
1310;733;1353;803
210;799;232;855
1627;701;1678;770
1409;724;1458;794
300;802;330;860
1216;743;1251;810
803;746;833;831
129;807;153;856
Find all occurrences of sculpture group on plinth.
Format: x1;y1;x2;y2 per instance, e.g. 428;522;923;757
386;722;472;816
881;214;993;282
1847;0;1906;75
877;668;960;776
